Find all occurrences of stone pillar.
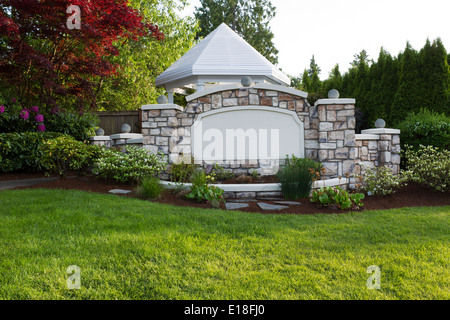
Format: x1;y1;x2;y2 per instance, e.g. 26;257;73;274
360;128;401;174
314;98;357;179
141;103;184;163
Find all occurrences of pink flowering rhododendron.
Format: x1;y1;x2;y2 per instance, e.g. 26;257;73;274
30;106;39;113
37;124;46;132
35;114;44;122
20;109;29;120
0;105;4;113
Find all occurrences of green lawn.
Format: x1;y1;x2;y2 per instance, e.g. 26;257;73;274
0;188;449;300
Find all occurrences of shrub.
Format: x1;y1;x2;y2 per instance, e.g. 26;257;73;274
277;155;322;200
186;170;225;208
93;146;166;184
170;162;197;182
310;186;365;210
135;176;164;201
39;136;101;176
403;145;450;192
0;96;98;141
44;110;99;142
397;108;450;151
211;163;234;181
356;166;409;196
0;132;65;172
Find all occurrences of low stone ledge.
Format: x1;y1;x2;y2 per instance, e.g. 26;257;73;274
160;178;350;199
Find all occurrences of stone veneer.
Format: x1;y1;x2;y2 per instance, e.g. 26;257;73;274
141;84;314;177
140;83;401;187
352;128;401;189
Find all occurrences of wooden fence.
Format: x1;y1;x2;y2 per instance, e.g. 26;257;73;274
94;111;141;135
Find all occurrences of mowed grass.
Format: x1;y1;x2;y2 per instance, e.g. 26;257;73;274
0;188;448;300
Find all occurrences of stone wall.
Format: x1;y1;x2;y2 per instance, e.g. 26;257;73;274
314;99;357;179
140;84;401;186
352;128;401;188
141;84;314;176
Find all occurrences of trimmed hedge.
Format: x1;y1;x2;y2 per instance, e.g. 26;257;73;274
0;132;65;172
397;108;450;150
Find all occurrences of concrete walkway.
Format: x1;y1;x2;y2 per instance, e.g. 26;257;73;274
0;177;60;190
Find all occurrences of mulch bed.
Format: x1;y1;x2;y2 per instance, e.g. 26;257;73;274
2;172;449;214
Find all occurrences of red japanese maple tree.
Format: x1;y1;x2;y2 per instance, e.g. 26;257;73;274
0;0;163;110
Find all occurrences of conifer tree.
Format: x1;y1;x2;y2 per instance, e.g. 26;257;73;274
194;0;279;64
391;42;422;125
323;64;343;94
418;38;450;115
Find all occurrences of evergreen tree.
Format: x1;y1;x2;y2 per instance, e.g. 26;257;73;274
194;0;279;64
307;55;323;94
377;50;400;125
300;69;311;92
418;38;450;115
323;64;343;94
391;42;422;125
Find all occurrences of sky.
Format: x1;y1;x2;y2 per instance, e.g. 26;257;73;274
180;0;450;80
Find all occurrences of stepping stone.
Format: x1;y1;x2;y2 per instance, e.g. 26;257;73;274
109;189;132;195
225;202;250;210
273;201;301;205
257;202;289;211
228;199;257;203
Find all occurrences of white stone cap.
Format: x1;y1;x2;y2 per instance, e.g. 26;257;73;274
314;98;356;106
186;83;308;102
110;133;143;140
312;178;349;189
141;104;183;111
90;136;111;141
361;128;400;135
355;134;380;140
126;138;143;144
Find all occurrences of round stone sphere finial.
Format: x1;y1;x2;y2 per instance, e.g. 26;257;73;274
157;95;169;104
121;123;131;133
241;76;253;87
95;128;105;136
328;89;340;99
375;119;386;128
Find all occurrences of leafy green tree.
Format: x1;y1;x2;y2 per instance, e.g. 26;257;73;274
97;0;199;110
194;0;279;64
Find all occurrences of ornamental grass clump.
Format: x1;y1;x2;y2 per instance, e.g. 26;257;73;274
135;176;164;201
277;155;322;200
403;144;450;192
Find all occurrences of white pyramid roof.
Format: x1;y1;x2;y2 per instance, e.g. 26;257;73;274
155;23;290;92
